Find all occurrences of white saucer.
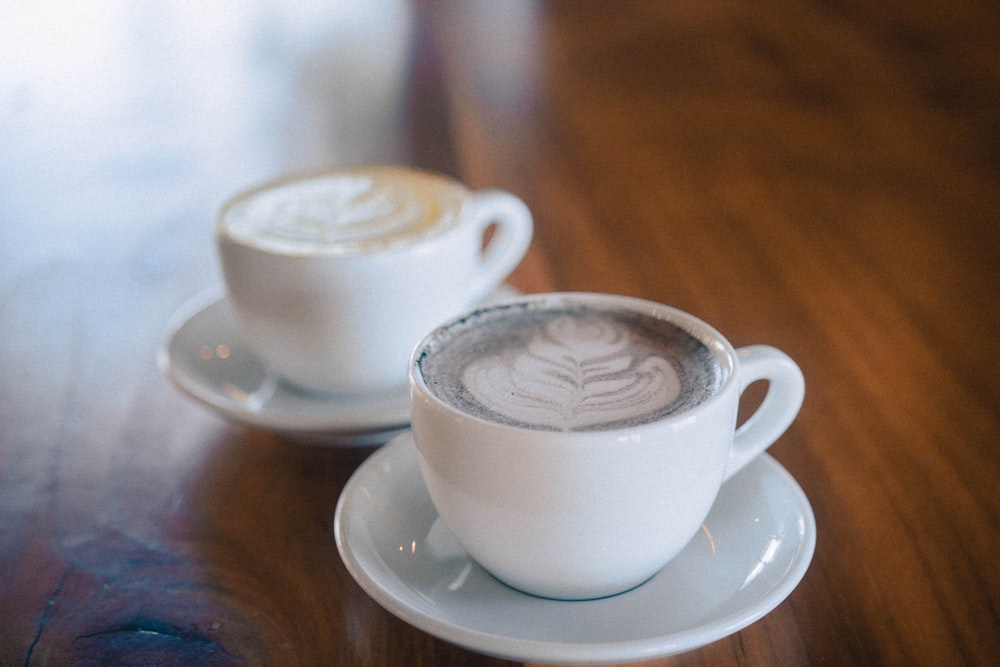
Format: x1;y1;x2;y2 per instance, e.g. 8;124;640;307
158;286;520;445
335;432;816;664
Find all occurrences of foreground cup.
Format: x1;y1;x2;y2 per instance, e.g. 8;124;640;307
409;292;805;600
216;165;532;394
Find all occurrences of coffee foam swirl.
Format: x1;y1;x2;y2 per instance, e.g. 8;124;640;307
219;168;465;255
420;304;723;432
463;316;681;430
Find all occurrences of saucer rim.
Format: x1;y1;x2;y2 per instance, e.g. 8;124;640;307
159;284;523;442
157;288;411;438
334;432;817;664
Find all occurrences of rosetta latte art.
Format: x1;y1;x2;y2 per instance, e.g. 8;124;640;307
462;316;681;430
221;168;464;255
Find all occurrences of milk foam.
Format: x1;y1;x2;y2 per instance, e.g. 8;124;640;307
219;168;465;255
419;304;723;432
463;316;681;430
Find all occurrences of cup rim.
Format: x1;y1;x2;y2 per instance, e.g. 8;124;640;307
215;165;472;257
408;292;739;433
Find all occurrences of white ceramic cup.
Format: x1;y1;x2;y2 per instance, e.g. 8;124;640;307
409;292;805;600
216;166;532;395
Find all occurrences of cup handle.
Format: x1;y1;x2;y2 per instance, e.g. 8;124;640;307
723;345;805;481
467;190;533;300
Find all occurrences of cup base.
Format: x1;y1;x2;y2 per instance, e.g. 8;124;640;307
278;375;405;400
489;569;659;602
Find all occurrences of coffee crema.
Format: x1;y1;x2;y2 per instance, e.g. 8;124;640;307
418;302;725;432
218;167;466;256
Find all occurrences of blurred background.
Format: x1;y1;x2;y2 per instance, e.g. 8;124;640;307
0;0;539;298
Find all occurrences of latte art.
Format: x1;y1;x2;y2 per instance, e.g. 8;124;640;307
463;317;680;430
219;167;465;255
419;303;724;432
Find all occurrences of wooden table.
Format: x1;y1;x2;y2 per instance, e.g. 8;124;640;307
2;2;998;665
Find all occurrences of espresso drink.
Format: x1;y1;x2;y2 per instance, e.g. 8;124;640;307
218;166;466;255
417;300;725;432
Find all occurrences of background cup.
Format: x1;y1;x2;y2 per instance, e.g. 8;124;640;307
216;166;533;395
409;292;805;600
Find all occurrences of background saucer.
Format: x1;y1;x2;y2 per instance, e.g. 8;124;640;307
159;291;409;444
160;286;521;445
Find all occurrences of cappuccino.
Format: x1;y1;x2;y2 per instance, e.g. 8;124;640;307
218;166;466;256
417;299;725;431
410;292;804;599
215;166;533;394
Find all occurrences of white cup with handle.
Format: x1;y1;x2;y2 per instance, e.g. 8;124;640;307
409;292;805;600
217;166;533;395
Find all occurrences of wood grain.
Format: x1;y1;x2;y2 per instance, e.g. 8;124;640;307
2;1;998;665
